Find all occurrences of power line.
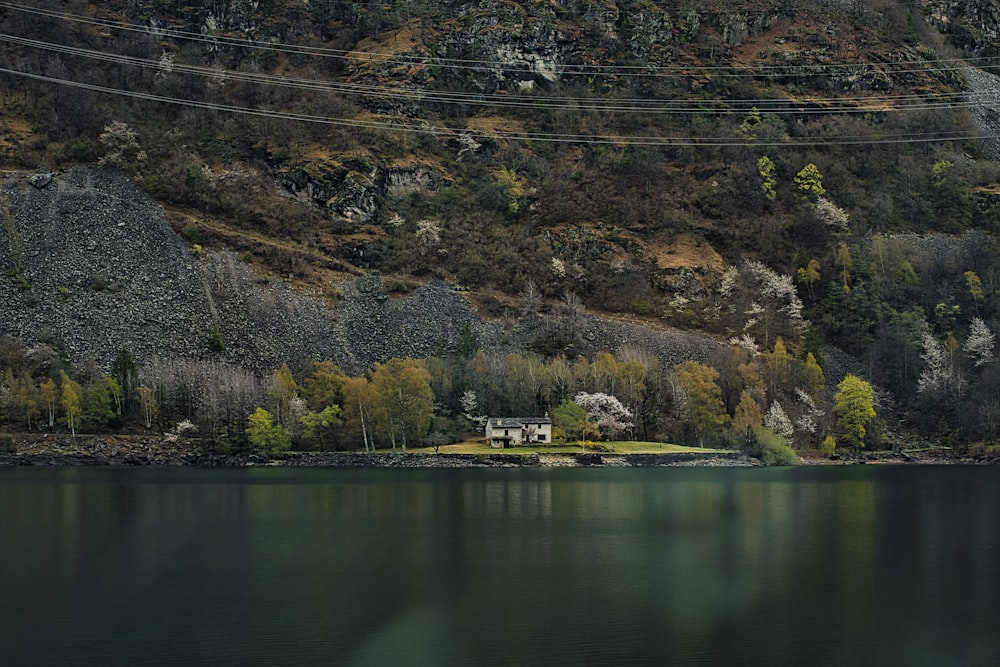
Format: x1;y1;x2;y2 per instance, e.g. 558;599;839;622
2;0;1000;79
1;65;994;147
0;32;987;116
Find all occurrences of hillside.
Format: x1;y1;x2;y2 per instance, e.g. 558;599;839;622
3;0;1000;448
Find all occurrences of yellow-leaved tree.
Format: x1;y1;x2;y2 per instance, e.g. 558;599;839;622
672;361;729;448
59;370;83;437
834;375;876;450
371;358;434;452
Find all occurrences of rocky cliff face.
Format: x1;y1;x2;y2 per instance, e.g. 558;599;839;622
0;167;487;373
927;0;1000;56
0;167;725;375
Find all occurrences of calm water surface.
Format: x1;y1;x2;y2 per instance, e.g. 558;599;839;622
1;466;998;666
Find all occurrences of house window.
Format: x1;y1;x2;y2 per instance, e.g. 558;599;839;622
537;434;546;442
504;429;509;436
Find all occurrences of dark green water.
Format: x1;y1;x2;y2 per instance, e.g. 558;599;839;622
1;466;998;666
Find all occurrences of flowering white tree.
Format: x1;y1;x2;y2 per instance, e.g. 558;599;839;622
739;261;807;347
764;401;794;442
964;317;995;367
728;333;760;354
460;390;487;429
573;392;633;440
918;332;952;394
814;197;850;232
415;219;441;250
99;120;145;168
793;388;823;437
744;260;805;326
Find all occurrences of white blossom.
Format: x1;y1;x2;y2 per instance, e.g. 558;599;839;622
460;390;487;428
157;50;175;75
574;392;633;439
165;419;197;443
98;120;144;168
551;257;567;278
794;387;818;412
964;317;995;367
718;266;739;297
744;260;805;327
728;333;760;354
795;413;818;434
814;197;850;232
669;294;690;310
764;401;794;440
456;133;482;159
918;332;951;394
415;219;442;249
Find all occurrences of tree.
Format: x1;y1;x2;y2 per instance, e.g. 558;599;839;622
834;375;875;450
300;404;342;451
59;370;83;437
764;337;791;395
14;372;40;429
794;163;825;199
573;392;633;440
964;317;995;368
459;390;487;429
98;120;145;169
300;360;348;413
40;378;59;428
917;332;953;395
551;399;590;442
965;271;985;307
137;385;158;429
757;155;777;201
83;378;115;426
343;376;376;451
112;348;139;413
245;407;291;455
836;243;853;290
796;259;821;299
731;390;763;448
370;358;433;451
814;197;849;233
764;401;794;443
798;353;826;402
930;159;972;230
672;361;729;447
268;364;298;426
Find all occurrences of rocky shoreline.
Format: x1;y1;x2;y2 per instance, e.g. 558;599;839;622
1;435;998;468
0;448;758;468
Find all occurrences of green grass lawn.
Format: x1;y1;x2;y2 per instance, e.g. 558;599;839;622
408;441;728;455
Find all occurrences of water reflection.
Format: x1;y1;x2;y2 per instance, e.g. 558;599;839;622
0;467;997;665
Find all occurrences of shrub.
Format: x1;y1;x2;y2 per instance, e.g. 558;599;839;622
753;429;799;466
820;434;837;457
207;323;225;352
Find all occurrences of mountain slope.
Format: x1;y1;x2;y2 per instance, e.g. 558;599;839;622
4;1;1000;445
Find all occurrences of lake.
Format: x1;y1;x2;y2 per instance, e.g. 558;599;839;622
0;466;998;666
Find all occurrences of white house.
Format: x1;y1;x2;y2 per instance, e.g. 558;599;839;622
485;417;552;448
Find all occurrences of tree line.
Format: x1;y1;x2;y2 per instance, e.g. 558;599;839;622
0;333;878;460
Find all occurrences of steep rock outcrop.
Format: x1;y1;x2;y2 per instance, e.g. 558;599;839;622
927;0;1000;56
1;167;733;376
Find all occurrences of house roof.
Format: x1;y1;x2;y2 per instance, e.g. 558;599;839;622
488;417;552;428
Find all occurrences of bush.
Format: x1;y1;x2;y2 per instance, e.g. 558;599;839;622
751;429;799;466
0;433;14;454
